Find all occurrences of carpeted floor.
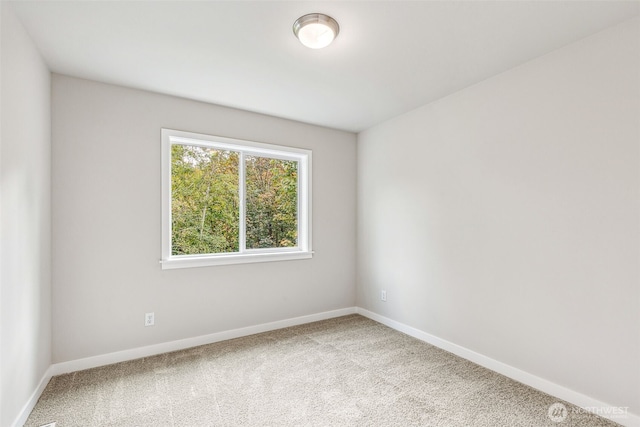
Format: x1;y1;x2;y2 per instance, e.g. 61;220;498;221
25;315;620;426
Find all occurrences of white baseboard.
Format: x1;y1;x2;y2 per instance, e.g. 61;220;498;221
11;365;55;427
12;307;355;427
356;307;639;427
15;306;638;427
51;307;356;376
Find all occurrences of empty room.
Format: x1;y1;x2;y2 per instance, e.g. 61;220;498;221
1;1;639;426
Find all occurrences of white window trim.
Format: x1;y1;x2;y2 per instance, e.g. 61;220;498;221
161;128;312;269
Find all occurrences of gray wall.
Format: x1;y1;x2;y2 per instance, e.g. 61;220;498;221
51;75;357;363
0;4;52;426
357;17;639;415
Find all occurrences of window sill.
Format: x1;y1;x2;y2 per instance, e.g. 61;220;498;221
161;251;313;270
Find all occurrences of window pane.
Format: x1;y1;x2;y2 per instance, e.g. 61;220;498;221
245;156;298;249
171;144;239;255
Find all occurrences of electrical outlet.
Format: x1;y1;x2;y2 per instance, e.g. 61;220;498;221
381;290;387;301
145;312;155;327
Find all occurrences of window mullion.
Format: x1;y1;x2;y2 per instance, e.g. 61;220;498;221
239;151;246;254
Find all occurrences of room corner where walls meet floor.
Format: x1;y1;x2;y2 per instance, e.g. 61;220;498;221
13;307;640;427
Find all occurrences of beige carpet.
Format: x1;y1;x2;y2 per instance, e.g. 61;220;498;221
25;315;620;426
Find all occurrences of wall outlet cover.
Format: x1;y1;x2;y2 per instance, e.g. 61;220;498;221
145;312;155;326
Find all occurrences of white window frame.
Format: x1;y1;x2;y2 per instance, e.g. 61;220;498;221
161;128;312;269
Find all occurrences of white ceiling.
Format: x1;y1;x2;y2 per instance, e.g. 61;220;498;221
9;1;640;132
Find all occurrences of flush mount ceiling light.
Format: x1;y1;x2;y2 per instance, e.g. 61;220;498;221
293;13;340;49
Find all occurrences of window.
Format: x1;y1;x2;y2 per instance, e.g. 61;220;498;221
161;129;312;269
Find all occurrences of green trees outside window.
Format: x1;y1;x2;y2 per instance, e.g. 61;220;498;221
171;145;298;256
245;155;298;249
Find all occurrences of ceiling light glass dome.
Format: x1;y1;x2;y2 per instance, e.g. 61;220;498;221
293;13;340;49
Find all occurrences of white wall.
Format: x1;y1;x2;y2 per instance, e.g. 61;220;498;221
51;75;356;363
0;3;52;426
357;17;640;416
